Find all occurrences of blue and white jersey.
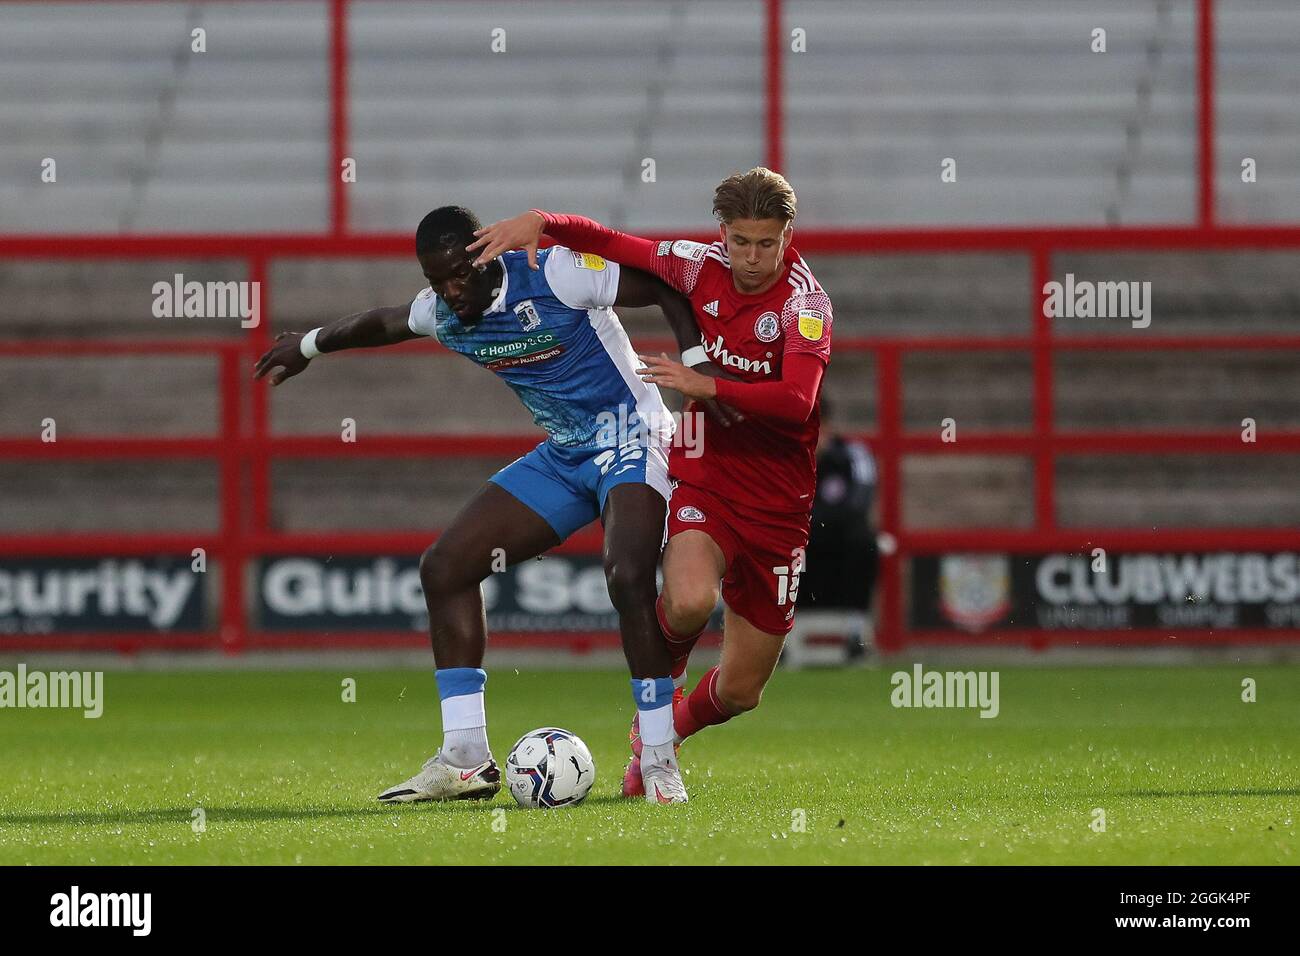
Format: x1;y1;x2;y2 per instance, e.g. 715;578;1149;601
408;246;673;450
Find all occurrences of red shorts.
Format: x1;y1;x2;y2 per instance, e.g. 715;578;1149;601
665;481;810;636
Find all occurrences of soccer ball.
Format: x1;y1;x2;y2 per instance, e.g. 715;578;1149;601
505;727;595;808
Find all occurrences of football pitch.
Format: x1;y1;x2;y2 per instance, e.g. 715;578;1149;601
1;665;1295;865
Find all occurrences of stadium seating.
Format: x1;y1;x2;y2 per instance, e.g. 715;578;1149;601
3;0;1297;231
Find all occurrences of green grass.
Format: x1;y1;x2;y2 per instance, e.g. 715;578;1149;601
1;665;1296;864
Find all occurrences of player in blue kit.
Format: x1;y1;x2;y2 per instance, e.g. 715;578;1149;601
254;206;716;803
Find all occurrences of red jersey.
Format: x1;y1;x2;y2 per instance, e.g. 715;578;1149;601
538;214;834;517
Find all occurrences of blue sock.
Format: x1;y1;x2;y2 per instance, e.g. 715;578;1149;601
435;667;486;701
631;676;676;748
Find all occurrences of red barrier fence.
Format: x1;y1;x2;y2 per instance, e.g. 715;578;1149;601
2;0;1298;654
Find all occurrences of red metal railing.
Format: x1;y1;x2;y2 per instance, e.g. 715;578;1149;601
1;0;1298;653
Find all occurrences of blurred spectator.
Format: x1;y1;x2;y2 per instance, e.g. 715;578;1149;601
800;397;879;615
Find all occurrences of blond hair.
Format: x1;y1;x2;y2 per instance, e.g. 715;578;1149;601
712;167;797;225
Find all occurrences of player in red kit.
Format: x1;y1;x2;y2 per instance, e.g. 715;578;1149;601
469;168;832;796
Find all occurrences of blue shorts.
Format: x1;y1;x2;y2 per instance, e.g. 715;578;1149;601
490;440;671;541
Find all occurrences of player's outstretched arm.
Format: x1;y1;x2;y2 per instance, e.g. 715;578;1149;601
252;305;417;386
469;210;693;292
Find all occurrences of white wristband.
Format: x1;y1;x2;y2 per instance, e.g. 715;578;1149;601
681;345;709;367
300;327;323;359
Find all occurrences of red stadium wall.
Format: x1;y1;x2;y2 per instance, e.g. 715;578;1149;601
2;0;1298;654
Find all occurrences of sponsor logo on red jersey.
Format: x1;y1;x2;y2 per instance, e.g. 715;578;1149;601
702;333;772;374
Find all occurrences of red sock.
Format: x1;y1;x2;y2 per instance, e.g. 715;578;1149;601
657;594;705;680
673;666;732;741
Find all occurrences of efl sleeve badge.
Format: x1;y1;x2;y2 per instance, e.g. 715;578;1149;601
797;308;825;341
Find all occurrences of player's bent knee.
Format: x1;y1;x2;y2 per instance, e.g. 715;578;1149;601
603;558;656;613
419;542;477;597
715;680;763;715
660;587;717;635
417;544;449;595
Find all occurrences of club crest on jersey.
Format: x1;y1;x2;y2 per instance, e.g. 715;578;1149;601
572;252;607;271
656;241;673;257
703;300;719;317
513;299;541;332
754;311;780;342
797;309;825;341
676;506;706;523
671;240;708;262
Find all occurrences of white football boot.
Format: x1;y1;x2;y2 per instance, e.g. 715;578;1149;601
640;747;688;804
377;752;500;803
